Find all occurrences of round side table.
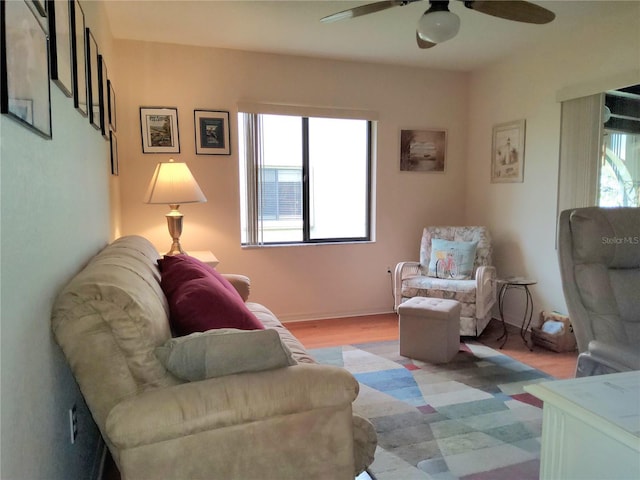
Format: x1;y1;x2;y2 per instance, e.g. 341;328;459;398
496;277;537;350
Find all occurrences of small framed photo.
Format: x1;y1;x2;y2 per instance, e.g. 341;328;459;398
1;0;52;138
110;131;119;176
47;0;73;97
70;0;87;116
86;27;100;130
98;54;109;139
140;107;180;153
400;129;447;172
194;110;230;155
107;79;116;132
30;0;47;17
491;119;526;183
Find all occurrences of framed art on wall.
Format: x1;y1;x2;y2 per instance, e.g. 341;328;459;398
47;0;73;97
140;107;180;153
31;0;47;16
110;131;119;176
491;119;526;183
70;0;87;116
98;54;109;139
86;27;100;130
107;79;116;132
194;110;230;155
1;0;52;138
400;129;447;172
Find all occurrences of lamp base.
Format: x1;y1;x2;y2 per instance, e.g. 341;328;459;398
165;205;186;256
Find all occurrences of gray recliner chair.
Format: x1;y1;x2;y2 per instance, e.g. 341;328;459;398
557;206;640;377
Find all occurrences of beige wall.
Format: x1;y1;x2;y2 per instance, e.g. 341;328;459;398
0;2;115;478
115;42;469;320
466;2;640;325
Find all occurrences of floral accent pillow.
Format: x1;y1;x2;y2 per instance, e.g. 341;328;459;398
428;239;478;280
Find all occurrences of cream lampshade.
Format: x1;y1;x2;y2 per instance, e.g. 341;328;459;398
144;159;207;255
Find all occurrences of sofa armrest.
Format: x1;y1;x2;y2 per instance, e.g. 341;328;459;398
106;363;358;450
221;273;251;301
475;266;497;319
394;261;420;310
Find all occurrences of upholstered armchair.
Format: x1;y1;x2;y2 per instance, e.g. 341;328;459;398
557;207;640;377
394;226;497;337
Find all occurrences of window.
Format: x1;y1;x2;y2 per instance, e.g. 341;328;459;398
598;131;640;207
239;112;373;245
261;168;303;221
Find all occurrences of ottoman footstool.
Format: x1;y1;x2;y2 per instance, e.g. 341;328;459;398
398;297;461;363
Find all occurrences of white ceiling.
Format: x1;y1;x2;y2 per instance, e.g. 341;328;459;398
104;1;637;71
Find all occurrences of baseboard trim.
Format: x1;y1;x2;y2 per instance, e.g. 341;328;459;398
281;309;396;323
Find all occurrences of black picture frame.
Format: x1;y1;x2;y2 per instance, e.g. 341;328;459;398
98;54;108;139
1;0;52;139
110;130;119;176
139;107;180;153
31;0;47;17
194;109;230;155
70;0;86;116
47;0;73;97
85;27;100;130
107;78;116;132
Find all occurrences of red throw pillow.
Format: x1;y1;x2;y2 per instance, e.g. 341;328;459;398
158;254;264;336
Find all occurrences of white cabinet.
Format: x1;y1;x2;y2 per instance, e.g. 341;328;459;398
525;371;640;480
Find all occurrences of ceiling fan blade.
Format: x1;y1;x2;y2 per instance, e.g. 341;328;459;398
464;0;555;24
416;32;437;49
321;1;408;23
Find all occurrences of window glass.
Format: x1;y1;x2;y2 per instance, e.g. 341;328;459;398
598;131;640;207
239;113;372;245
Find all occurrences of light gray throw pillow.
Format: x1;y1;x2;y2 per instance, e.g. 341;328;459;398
155;328;296;381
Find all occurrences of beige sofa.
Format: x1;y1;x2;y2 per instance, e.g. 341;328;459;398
51;235;376;479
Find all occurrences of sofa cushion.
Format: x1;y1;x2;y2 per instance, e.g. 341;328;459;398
248;302;317;364
427;239;478;279
158;254;264;335
155;328;296;381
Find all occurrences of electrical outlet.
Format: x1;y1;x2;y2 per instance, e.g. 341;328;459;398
69;405;78;444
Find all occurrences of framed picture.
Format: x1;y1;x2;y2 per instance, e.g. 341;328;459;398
98;54;108;139
31;0;47;17
107;79;116;132
194;110;230;155
400;129;447;172
110;131;119;176
1;0;52;138
491;119;526;183
140;107;180;153
85;27;100;130
70;0;86;116
47;0;73;97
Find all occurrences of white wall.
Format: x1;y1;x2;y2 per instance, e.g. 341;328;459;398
0;2;116;478
115;42;469;320
466;3;640;325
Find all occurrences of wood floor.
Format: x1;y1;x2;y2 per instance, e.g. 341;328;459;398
286;313;579;379
103;313;578;480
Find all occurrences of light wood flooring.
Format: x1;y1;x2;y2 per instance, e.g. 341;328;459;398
286;313;579;379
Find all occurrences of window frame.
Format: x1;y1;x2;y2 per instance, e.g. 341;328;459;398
239;111;374;247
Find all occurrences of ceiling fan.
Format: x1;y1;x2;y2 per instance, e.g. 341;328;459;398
320;0;556;49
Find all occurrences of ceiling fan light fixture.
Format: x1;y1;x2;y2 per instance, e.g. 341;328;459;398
417;9;460;44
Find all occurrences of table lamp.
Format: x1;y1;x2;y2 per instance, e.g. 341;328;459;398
144;159;207;255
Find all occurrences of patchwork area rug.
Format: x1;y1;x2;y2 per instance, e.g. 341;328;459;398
310;340;553;480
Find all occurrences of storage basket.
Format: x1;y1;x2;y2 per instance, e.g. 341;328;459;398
531;311;577;352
